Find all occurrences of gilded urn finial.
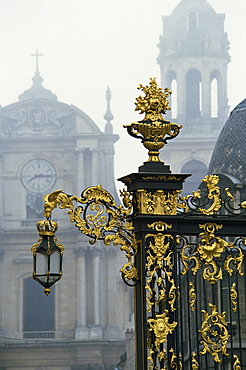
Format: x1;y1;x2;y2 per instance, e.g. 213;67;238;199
124;78;182;163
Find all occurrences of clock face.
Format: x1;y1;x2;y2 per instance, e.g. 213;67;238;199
21;159;56;193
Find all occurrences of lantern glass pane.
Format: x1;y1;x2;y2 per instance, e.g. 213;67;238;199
38;275;49;285
50;250;61;274
48;275;60;284
36;252;48;276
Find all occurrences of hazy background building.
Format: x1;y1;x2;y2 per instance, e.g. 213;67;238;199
158;0;230;194
0;64;133;369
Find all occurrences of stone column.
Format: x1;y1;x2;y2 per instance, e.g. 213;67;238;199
176;66;185;121
90;247;103;339
201;66;211;119
0;251;4;335
76;149;85;194
104;247;120;339
91;149;98;186
74;245;89;339
105;148;115;195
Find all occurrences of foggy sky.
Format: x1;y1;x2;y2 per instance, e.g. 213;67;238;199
0;0;245;186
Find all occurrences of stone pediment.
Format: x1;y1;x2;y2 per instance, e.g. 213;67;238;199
0;99;76;137
0;100;101;137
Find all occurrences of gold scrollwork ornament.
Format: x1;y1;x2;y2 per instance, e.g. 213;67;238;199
191;353;199;370
189;282;196;312
181;175;222;215
233;355;241;370
42;186;138;284
230;282;238;312
199;303;229;363
181;223;244;284
169;348;178;369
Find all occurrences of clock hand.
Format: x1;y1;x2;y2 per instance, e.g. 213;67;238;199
29;174;54;181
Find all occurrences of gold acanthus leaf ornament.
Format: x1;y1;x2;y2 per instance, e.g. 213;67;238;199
199;175;221;215
181;223;244;284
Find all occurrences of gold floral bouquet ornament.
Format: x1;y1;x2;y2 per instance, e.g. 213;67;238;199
124;78;182;162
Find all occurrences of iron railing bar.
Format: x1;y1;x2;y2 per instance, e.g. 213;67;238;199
173;238;180;368
227;273;235;368
202;276;209;370
186;271;193;370
211;282;217;370
219;280;226;370
177;245;185;369
235;269;243;368
194;273;200;368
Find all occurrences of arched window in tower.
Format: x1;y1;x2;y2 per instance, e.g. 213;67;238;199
186;69;202;118
189;12;197;33
211;78;218;117
210;70;221;119
181;160;207;196
171;79;177;119
165;70;177;120
23;277;55;338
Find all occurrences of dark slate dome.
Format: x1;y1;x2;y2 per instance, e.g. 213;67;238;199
208;99;246;183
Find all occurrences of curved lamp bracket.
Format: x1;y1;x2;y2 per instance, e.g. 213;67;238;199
42;185;138;286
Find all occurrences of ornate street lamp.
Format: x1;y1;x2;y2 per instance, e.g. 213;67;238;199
31;218;64;295
32;78;246;369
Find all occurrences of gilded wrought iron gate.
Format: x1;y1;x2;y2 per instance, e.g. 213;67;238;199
145;221;246;369
119;170;246;370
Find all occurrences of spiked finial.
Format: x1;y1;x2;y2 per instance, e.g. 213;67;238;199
104;86;114;134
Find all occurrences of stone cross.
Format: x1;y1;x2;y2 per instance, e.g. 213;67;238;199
31;49;43;73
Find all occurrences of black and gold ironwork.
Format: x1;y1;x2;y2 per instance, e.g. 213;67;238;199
199;303;229;363
181;223;244;284
32;78;246;369
41;185;138;286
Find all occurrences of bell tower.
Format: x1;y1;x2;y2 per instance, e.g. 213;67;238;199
157;0;230;194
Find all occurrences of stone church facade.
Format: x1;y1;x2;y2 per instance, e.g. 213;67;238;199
0;66;132;369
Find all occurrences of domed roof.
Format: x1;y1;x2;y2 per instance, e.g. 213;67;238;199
208;99;246;183
163;0;217;37
158;0;229;60
172;0;215;18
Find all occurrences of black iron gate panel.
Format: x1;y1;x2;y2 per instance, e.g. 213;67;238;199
141;218;246;370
